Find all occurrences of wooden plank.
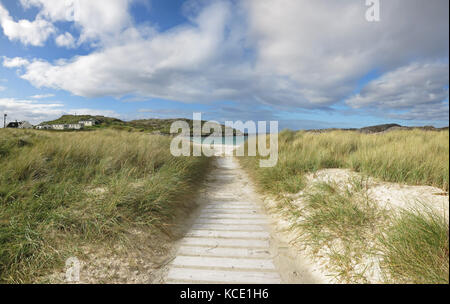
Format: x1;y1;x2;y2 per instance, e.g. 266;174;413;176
180;237;269;248
167;268;281;284
186;230;269;239
191;223;265;231
195;218;268;225
172;256;276;270
177;246;271;258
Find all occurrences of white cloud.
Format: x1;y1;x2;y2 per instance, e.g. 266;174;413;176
346;62;449;110
2;57;30;68
19;0;132;45
245;0;449;106
17;2;246;100
30;93;55;99
0;85;6;91
2;0;449;123
0;97;120;124
0;3;55;46
9;2;311;107
1;0;132;47
0;98;64;124
388;102;449;122
55;32;76;48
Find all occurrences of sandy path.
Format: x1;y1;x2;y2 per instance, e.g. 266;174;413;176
163;148;327;284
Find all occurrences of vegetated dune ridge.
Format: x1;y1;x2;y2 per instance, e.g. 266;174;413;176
240;129;449;284
39;114;243;136
306;123;449;134
0;128;211;283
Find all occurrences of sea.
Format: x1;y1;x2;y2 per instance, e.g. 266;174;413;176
187;136;249;146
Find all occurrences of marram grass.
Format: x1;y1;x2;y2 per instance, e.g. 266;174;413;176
240;129;449;194
379;207;449;284
0;129;210;283
240;129;449;284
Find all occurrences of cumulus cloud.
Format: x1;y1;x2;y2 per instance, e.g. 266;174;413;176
0;3;55;46
2;57;30;68
1;0;132;47
245;0;449;105
55;32;76;48
346;62;449;110
388;102;449;122
0;98;120;124
30;93;55;99
19;0;132;45
0;85;6;91
18;2;260;100
7;2;323;107
0;98;64;124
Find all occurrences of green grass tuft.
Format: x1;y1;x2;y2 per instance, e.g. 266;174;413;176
296;181;388;283
379;208;449;284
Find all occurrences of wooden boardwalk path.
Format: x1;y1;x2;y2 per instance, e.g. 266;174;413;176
164;156;282;284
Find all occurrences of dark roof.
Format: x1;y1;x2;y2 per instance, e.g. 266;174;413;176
6;122;19;128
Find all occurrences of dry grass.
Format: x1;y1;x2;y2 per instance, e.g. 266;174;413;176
241;129;449;194
0;129;210;283
240;129;449;284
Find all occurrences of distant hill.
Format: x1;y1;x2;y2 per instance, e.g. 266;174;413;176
41;115;123;125
307;123;449;134
39;116;448;135
360;124;448;133
40;115;242;136
359;123;402;133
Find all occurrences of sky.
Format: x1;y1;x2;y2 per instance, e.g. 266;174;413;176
0;0;448;130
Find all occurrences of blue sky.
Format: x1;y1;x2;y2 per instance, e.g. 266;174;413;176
0;0;448;129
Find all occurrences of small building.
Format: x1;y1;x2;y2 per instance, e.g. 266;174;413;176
51;124;66;130
35;118;99;130
67;123;83;130
35;125;52;130
6;121;33;129
48;123;83;130
79;119;98;127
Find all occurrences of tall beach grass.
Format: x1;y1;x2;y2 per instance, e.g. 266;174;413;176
379;207;449;284
240;129;449;284
0;129;210;283
241;129;449;194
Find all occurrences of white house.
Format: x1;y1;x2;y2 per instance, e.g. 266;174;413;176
51;124;66;130
79;119;98;127
36;118;99;130
67;124;83;130
35;125;51;130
